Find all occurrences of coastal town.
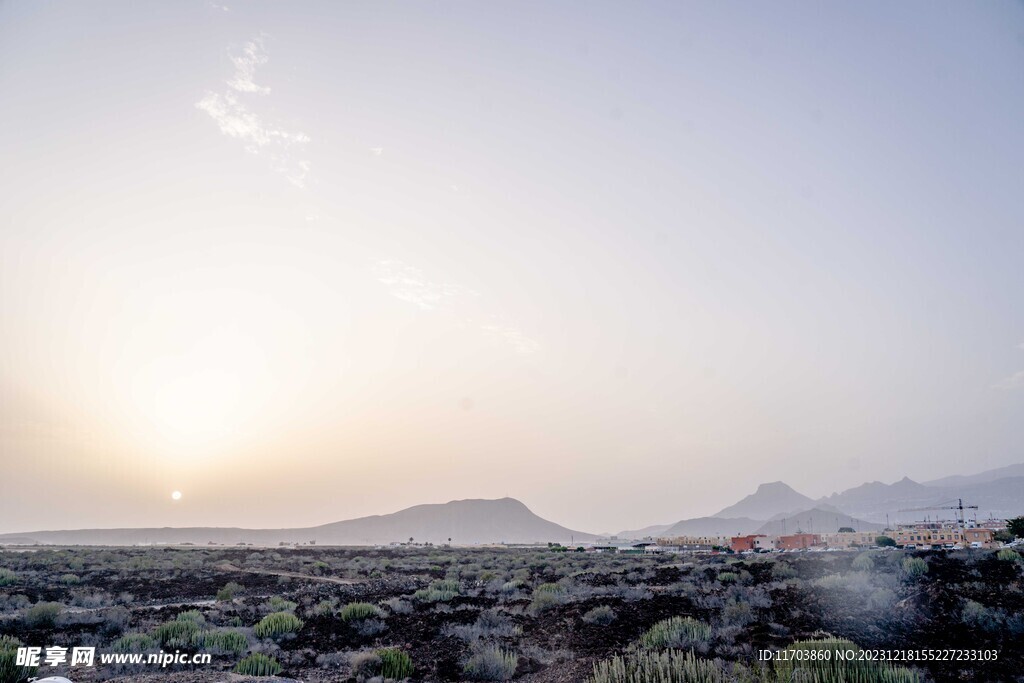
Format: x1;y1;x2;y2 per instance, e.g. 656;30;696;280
585;517;1020;554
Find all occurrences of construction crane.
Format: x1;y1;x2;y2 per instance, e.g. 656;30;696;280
897;498;979;527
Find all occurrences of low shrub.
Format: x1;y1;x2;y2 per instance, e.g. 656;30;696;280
354;618;388;637
340;601;383;622
0;569;17;587
638;616;711;651
961;600;1003;631
234;653;282;677
266;596;298;612
382;597;413;614
996;548;1022;563
112;633;156;653
23;602;62;628
377;647;414;679
413;579;461;603
216;581;244;601
153;618;201;648
590;649;727;683
175;609;205;625
582;605;617;625
199;629;248;655
0;635;36;683
852;553;875;571
313;598;338;616
771;563;797;580
901;557;928;579
464;643;518;681
254;611;304;639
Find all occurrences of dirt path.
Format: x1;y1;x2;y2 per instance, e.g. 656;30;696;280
214;562;360;585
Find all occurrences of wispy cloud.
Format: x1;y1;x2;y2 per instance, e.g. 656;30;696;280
481;319;541;355
993;370;1024;390
196;36;311;188
373;260;477;311
373;259;540;354
228;38;270;95
370;147;384;156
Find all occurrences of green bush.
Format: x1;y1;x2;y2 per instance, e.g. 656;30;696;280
377;647;414;679
23;602;62;628
253;611;304;639
901;557;928;579
199;629;248;655
340;601;383;622
413;579;461;603
153;618;201;648
234;653;282;677
0;635;36;683
216;581;244;601
59;574;80;585
175;609;206;625
463;644;518;681
313;598;338;616
529;590;565;613
961;600;1003;631
112;633;156;653
876;536;897;547
267;596;298;612
534;582;563;594
0;569;17;587
638;616;711;650
771;562;797;580
852;553;875;571
996;548;1022;563
717;571;738;583
590;649;727;683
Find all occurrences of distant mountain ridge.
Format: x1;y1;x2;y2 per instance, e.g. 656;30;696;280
4;463;1022;547
754;507;882;536
923;463;1024;489
0;498;595;547
655;462;1024;539
661;516;763;537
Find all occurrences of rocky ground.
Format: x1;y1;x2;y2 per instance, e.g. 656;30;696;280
1;545;1022;682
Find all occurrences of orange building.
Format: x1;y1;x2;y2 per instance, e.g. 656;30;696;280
730;534;764;552
777;533;821;550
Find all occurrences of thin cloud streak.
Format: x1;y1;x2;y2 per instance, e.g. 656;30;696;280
993;370;1024;390
481;320;541;355
196;36;311;188
373;260;477;312
373;260;540;354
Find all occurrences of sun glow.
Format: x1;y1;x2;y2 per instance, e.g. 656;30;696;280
171;490;182;501
116;321;280;456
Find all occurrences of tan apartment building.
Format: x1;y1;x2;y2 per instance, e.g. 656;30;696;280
820;531;879;548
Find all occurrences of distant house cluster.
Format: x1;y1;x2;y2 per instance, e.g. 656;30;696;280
586;519;1007;555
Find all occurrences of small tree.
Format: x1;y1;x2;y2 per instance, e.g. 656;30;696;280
838;527;855;533
1006;516;1024;539
994;529;1014;543
876;536;897;547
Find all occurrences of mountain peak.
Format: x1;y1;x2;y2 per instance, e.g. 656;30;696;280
712;481;816;521
756;481;799;493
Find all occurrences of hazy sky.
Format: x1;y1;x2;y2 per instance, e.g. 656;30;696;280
1;2;1022;535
